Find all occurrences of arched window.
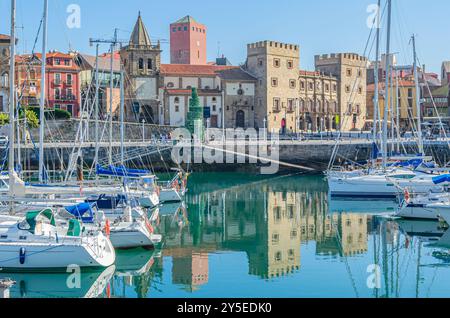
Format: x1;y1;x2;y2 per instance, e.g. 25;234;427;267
147;58;153;70
316;100;321;113
299;99;305;112
138;58;144;70
325;100;330;113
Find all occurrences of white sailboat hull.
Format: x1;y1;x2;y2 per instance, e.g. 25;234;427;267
328;171;442;198
159;188;183;203
137;192;160;209
0;236;115;271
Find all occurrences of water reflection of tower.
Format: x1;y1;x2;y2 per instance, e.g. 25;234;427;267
316;213;368;256
172;251;209;292
248;190;301;278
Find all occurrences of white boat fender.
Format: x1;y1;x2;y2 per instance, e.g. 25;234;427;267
19;247;26;265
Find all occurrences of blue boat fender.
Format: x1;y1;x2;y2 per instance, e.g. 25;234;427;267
19;247;26;265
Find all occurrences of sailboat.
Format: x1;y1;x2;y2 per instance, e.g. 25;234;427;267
327;0;445;198
0;0;115;272
0;208;115;270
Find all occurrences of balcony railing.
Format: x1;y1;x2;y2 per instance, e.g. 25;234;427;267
64;80;73;86
53;80;62;86
54;95;76;101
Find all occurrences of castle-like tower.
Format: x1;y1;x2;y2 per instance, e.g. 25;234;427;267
120;13;162;123
245;41;300;132
315;53;368;131
170;15;207;65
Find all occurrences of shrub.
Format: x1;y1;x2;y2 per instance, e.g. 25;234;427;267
0;111;40;128
26;106;71;120
0;113;9;126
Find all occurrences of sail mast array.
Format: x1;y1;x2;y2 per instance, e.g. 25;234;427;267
8;0;16;205
38;0;48;183
412;35;424;155
382;0;392;171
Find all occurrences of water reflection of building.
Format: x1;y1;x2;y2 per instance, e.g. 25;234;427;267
172;251;209;292
157;175;372;287
316;213;368;256
250;191;301;278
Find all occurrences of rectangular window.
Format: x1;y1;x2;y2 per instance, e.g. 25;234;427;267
273;98;280;112
300;81;305;90
271;78;278;87
333;84;337;92
66;74;72;85
54;104;61;110
346;68;352;77
325;83;329;92
273;58;280;68
172;27;176;32
55;73;61;84
289;79;296;89
287;60;293;69
67;104;73;115
287;99;294;112
64;59;70;66
258;58;263;67
345;85;351;93
184;26;188;31
308;82;313;91
175;105;179;112
358;86;363;94
147;59;153;70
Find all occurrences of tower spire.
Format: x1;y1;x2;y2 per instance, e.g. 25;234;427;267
129;12;151;47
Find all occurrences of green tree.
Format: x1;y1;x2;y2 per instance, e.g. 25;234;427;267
0;110;40;129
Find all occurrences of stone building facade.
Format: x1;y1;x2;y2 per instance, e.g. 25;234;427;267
0;34;11;112
298;70;338;132
245;41;300;133
120;13;162;123
244;40;342;133
315;53;368;131
217;68;257;129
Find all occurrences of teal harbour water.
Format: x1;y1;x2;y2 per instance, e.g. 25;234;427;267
3;173;450;298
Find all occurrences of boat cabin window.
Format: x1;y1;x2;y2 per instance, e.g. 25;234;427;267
0;235;7;239
389;174;415;179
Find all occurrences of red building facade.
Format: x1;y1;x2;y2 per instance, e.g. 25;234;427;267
170;16;207;65
45;52;81;117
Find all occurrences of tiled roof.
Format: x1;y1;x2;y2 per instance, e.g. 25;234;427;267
78;52;121;72
0;34;11;40
174;15;197;24
160;64;237;76
216;68;257;81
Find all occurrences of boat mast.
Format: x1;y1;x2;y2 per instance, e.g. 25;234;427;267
8;0;16;204
395;68;400;152
382;0;392;170
412;35;424;155
119;53;125;165
108;29;118;166
373;0;381;145
94;43;100;182
38;0;48;183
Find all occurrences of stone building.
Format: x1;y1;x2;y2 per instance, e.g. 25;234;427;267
366;79;418;131
245;41;300;133
76;52;121;119
298;70;338;132
244;40;342;133
15;54;42;108
0;34;10;112
216;68;257;129
159;64;256;129
160;64;225;127
315;53;368;131
120;13;162;123
170;15;207;65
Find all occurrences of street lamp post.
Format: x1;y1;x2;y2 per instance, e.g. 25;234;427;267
142;119;146;142
263;117;267;141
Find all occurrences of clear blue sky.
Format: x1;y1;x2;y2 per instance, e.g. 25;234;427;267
1;0;449;75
